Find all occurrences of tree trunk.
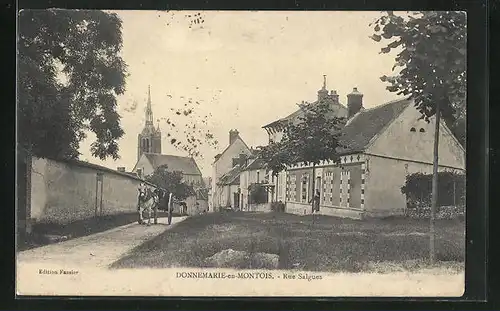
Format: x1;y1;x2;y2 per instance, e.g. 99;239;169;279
275;173;279;202
430;102;441;264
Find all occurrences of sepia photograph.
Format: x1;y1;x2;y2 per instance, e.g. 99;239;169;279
16;10;466;297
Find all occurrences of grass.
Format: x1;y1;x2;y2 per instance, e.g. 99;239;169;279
18;211;178;251
110;211;465;273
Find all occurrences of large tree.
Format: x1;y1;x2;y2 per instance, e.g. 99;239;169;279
370;11;466;263
18;9;127;160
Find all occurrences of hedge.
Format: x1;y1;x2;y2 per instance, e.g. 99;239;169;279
401;171;465;209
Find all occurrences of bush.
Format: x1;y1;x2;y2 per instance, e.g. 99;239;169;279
401;171;465;209
249;183;268;204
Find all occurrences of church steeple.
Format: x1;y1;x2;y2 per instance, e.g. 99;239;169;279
145;85;154;126
137;85;162;162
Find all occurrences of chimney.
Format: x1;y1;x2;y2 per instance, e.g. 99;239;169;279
347;87;363;118
229;129;239;145
329;90;339;103
117;167;126;172
239;153;247;167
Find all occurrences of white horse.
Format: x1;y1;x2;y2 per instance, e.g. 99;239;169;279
138;185;159;226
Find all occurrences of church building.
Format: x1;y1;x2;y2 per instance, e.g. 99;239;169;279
132;86;203;187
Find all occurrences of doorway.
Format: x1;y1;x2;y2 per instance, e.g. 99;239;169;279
233;192;240;210
95;173;104;217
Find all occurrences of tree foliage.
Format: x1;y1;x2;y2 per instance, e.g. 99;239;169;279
258;100;345;173
282;100;346;166
18;9;127;160
256;139;292;177
248;183;268;204
370;11;466;125
146;164;195;201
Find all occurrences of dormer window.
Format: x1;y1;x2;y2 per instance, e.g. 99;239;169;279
419;128;426;133
410;127;416;132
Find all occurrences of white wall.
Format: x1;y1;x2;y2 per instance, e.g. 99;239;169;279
132;154;155;177
211;137;251;208
30;157;148;225
364;154;464;217
368;104;465;170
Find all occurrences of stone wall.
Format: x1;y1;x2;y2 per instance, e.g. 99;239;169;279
29;157;154;225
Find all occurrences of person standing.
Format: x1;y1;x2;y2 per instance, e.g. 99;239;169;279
314;189;321;213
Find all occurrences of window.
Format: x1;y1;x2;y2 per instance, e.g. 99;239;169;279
301;175;309;203
285;174;290;201
410;127;416;132
287;174;297;202
257;171;260;183
419;128;426;133
136;168;143;178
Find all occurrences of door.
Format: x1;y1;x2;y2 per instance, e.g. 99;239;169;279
95;173;104;217
234;192;240;210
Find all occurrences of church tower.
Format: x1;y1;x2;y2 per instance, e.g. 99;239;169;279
137;85;162;162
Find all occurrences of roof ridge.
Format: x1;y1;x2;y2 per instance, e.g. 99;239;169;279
361;97;410;113
145;153;193;159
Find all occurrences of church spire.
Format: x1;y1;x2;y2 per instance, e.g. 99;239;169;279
145;85;153;126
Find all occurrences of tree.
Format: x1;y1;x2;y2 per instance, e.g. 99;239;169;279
18;9;127;160
146;164;195;201
259;100;345;213
370;11;466;263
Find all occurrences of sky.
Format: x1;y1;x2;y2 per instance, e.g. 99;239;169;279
78;11;403;177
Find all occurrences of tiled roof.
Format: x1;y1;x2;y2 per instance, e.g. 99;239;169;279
144;153;202;176
338;99;411;154
243;158;267;171
218;164;243;185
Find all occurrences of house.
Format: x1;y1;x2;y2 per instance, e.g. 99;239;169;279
262;76;349;203
239;156;272;212
216;155;247;210
263;75;348;143
211;129;254;210
263;77;465;218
